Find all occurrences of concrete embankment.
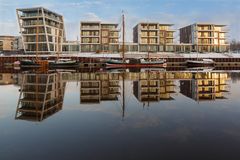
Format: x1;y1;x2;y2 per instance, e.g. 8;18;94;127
1;53;240;69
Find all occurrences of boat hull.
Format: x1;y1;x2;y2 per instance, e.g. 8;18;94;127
106;63;167;68
20;60;40;68
49;63;79;68
106;59;167;68
49;61;79;68
186;60;214;67
185;67;214;72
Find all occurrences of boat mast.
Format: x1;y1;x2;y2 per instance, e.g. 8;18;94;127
122;12;125;62
147;23;150;60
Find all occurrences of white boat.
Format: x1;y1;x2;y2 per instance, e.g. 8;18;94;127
106;58;167;68
186;59;215;67
185;66;214;72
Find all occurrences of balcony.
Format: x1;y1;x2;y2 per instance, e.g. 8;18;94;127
81;34;99;37
22;21;44;27
81;26;100;30
141;26;158;30
197;26;214;31
22;28;45;34
198;35;214;38
44;13;62;22
109;34;119;38
20;13;42;18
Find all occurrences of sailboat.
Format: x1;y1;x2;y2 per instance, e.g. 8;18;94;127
106;13;167;68
186;59;215;67
186;48;215;67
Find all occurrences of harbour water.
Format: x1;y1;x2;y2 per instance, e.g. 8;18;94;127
1;70;240;159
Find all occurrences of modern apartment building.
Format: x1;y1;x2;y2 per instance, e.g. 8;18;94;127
0;36;15;51
80;21;119;52
16;7;65;54
0;36;24;52
133;23;175;52
180;23;229;53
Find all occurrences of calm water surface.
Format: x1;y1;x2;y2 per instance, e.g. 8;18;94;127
1;71;240;160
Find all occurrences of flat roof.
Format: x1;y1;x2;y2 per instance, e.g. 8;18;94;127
138;22;159;25
0;36;16;39
17;7;63;17
80;21;101;24
134;23;174;29
195;23;227;26
101;23;118;26
179;23;227;30
80;21;118;26
136;22;174;25
159;23;174;26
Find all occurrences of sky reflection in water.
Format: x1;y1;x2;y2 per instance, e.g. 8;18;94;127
0;71;240;160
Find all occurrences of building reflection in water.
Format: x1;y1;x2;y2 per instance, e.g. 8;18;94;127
14;71;230;122
15;72;66;121
61;71;229;105
180;72;229;102
0;73;16;85
133;71;176;105
79;73;121;104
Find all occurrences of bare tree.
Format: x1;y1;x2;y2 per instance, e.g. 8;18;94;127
230;39;240;52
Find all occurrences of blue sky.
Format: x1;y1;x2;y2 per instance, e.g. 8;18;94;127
0;0;240;42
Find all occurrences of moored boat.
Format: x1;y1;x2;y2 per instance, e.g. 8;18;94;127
185;66;214;72
106;58;167;68
49;59;78;68
105;13;167;69
186;59;215;67
20;59;40;68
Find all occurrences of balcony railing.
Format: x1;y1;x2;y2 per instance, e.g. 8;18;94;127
22;21;44;26
81;26;100;30
20;13;42;18
44;14;62;22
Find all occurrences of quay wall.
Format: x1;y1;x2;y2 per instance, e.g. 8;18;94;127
1;55;240;68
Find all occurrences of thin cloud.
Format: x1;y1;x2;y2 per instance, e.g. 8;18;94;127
82;12;101;21
66;1;103;8
0;0;239;41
